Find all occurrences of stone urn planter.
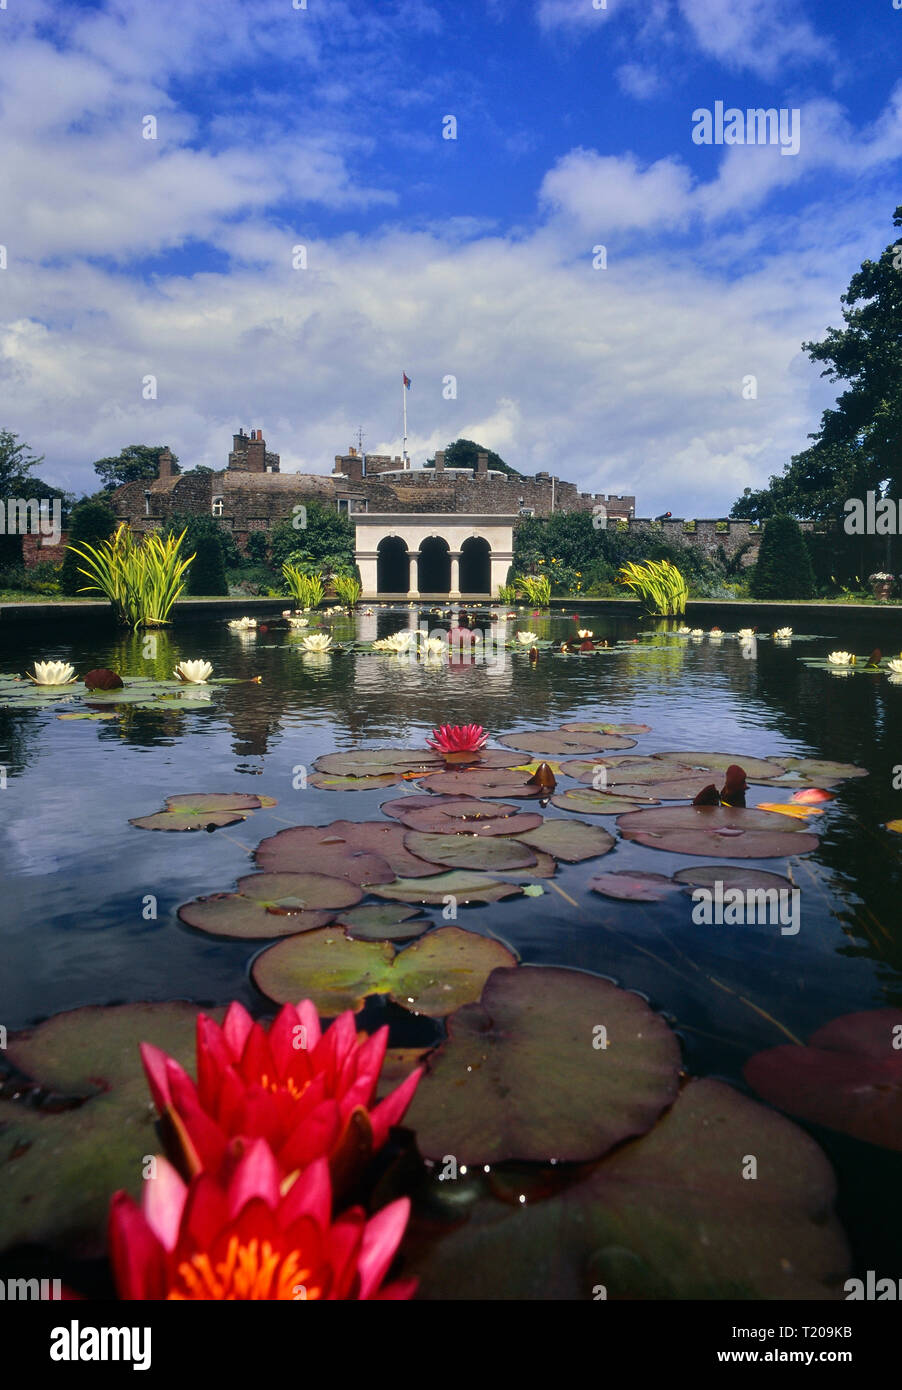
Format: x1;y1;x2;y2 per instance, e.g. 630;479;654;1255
868;572;895;602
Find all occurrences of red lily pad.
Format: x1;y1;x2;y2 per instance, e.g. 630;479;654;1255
406;965;681;1163
672;865;796;892
513;818;615;862
394;798;544;837
177;872;360;938
380;793;464;822
744;1010;902;1152
588;871;681;902
252;925;518;1016
419;769;544;799
402;831;538;872
407;1077;848;1300
332;903;429;941
363;871;523;905
254;821;438;882
0;1003;219;1257
498;730;637;755
560;721;652;735
434;748;525;769
616;806;819;858
550;788;660;814
129;792;269;831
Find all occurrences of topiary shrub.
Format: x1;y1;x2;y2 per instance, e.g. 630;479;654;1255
749;515;815;599
186;532;229;595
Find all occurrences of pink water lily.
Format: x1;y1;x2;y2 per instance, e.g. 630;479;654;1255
426;723;489;753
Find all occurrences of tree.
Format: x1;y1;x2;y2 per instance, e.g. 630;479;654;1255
93;445;180;490
60;500;117;595
164;515;232;594
731;204;902;523
0;429;43;493
425;438;520;477
749;515;815;599
269;501;355;572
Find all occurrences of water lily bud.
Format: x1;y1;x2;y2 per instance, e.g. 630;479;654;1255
527;762;557;792
83;668;124;690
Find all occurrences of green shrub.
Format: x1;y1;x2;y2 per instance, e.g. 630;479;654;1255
60;500;117;594
617;559;689;615
244;531;270;564
749;515;815;599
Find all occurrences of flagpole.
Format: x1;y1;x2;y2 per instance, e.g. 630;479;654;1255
402;373;408;468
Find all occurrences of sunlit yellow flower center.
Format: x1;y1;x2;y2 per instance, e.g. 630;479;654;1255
169;1236;322;1300
259;1072;310;1101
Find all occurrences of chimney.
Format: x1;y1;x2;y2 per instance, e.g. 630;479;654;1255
246;430;265;472
434;450;445;474
157;447;174;480
476;451;488;477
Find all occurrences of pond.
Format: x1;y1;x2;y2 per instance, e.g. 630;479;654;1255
1;604;901;1300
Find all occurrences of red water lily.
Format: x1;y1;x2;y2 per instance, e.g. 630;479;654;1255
140;1000;422;1188
109;1142;415;1300
425;723;488;753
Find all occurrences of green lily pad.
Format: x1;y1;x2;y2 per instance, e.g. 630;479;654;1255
616;806;819;858
561;756;689;786
672;865;796;892
402;832;538;872
551;788;660;815
513;818;615;863
177;872;360;938
252;925;518;1016
418;769;543;799
408;1077;849;1300
652;751;789;783
560;721;652;736
57;711;119;721
364;871;523;905
589;872;681;902
744;1010;902;1152
610;777;722;800
393;798;544;837
766;757;868;783
498;730;638;756
0;1003;217;1257
308;772;401;791
255;820;437;881
332;903;429;941
406;966;681;1163
313;749;442;778
129;792;271;831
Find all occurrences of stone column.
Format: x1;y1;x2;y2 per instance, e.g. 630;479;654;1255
490;551;513;599
449;551;461;599
356;550;379;598
407;551;420;598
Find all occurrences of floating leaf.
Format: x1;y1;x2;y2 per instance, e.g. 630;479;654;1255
252;925;518;1016
755;802;824;819
560;721;652;735
419;768;543;799
313;749;442;778
513;818;615;863
766;757;868;784
745;1009;902;1152
522;885;545;897
392;798;543;837
408;1077;848;1300
406;966;681;1163
588;871;681;902
498;730;637;755
255;821;437;882
57;710;119;721
0;1004;216;1257
364;871;523;905
308;772;400;791
402;831;538;872
561;756;690;786
616;806;819;858
332;903;429;941
672;865;796;892
380;793;463;822
612;778;723;800
652;751;785;782
550;788;660;815
177;872;360;938
129;792;269;832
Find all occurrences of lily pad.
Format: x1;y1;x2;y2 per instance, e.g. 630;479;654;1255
616;806;819;858
0;1003;217;1257
550;788;660;815
364;871;523;905
560;721;652;736
308;772;401;791
313;749;442;778
408;1077;848;1300
562;756;691;786
255;821;438;881
394;798;544;837
177;872;360;938
252;925;518;1016
380;793;464;822
406;966;681;1163
129;792;270;832
765;757;868;784
402;831;538;872
498;730;638;755
744;1010;902;1152
611;778;723;801
332;903;429;941
513;818;615;863
57;710;119;721
652;751;785;782
672;865;796;892
419;769;543;799
589;872;681;902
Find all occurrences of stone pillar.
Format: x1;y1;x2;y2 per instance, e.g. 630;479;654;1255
476;452;488;477
408;550;420;598
434;450;445;474
490;551;513;599
356;550;379;598
449;551;461;599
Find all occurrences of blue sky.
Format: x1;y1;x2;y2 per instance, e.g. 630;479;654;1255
1;0;901;513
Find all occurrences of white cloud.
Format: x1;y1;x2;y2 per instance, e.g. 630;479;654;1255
539;150;694;232
677;0;834;79
616;64;663;101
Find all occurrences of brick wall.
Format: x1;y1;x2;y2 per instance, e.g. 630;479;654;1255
22;532;70;568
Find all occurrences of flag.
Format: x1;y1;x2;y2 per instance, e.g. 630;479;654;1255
402;373;411;389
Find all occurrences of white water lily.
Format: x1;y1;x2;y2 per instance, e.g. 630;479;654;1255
227;617;257;631
887;658;902;675
516;631;538;645
690;629;704;637
301;633;333;652
422;637;447;656
676;625;691;634
27;660;77;686
286;617;310;629
374;632;416;653
827;651;854;666
709;628;723;637
775;627;793;639
577;629;594;639
174;660;213;684
737;628;755;640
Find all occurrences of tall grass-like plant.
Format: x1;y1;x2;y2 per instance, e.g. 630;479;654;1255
513;573;552;606
67;524;194;627
282;563;325;609
333;573;362;607
497;582;518;604
617;559;688;615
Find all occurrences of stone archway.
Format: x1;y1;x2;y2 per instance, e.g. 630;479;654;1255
459;536;491;594
376;535;409;593
418;535;451;594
